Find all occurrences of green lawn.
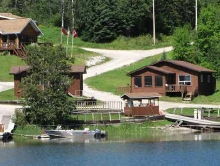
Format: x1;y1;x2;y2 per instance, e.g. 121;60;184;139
0;56;26;82
0;89;20;101
85;51;173;95
38;25;172;50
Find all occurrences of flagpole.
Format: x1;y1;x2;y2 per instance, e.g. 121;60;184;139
153;0;156;45
195;0;197;31
61;0;64;44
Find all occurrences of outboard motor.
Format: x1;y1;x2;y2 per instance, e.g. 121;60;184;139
94;129;101;138
2;132;13;142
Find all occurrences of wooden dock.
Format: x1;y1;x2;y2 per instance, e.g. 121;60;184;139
164;113;220;130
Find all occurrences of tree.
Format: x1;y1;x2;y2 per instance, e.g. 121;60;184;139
20;45;75;125
172;25;195;62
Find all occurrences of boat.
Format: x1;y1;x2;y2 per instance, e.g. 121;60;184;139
45;127;107;139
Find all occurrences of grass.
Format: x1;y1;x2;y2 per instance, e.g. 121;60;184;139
12;120;173;136
166;107;220;117
0;89;20;101
0;56;26;81
85;51;173;95
38;25;172;50
13;125;43;135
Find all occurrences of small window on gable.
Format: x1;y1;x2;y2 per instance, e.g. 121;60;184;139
134;76;142;88
145;76;152;87
155;76;163;87
207;75;210;83
200;75;203;83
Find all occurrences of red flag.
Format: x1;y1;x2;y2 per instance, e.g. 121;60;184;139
72;28;78;38
62;27;67;35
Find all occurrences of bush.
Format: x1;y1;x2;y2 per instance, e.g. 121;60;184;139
12;109;27;127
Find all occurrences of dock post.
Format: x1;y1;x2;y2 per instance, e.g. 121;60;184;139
119;112;121;121
180;108;183;115
218;109;220;118
109;112;112;121
101;113;103;121
92;113;94;122
208;109;210;117
173;108;176;114
84;114;86;122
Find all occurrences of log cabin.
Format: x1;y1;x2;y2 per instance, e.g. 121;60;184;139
0;13;43;57
127;60;216;99
9;65;86;98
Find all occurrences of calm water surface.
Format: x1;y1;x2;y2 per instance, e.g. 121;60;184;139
0;129;220;166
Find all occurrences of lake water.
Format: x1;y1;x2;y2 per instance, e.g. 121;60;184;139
0;129;220;166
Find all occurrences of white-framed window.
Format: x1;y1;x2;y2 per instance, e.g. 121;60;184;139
207;75;210;83
200;75;203;83
179;75;191;85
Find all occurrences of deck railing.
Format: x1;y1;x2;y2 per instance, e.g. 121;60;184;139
0;42;16;50
165;84;187;92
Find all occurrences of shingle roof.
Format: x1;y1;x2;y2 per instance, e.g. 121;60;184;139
127;65;175;76
121;92;161;100
0;18;43;35
10;65;86;74
0;13;24;19
153;60;216;73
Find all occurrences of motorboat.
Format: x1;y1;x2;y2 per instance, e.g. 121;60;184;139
45;127;107;139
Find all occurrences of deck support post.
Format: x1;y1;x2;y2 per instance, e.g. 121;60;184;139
109;112;112;121
118;112;121;121
92;113;94;122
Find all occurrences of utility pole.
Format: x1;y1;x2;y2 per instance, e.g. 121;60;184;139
61;0;65;44
71;0;74;57
153;0;156;45
195;0;198;31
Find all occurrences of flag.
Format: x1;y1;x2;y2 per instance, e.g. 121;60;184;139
72;28;78;38
62;27;67;35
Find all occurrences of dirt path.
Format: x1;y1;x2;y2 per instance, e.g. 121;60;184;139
0;82;14;92
82;47;220;109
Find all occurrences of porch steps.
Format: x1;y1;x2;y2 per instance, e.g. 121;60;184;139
13;44;27;58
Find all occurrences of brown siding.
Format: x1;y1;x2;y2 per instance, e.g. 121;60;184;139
21;23;40;36
14;74;22;98
124;106;159;116
131;70;166;95
68;73;83;96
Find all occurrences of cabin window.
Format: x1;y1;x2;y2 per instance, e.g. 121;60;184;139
155;76;163;87
144;76;152;87
179;75;191;85
200;75;203;83
207;75;210;83
134;76;142;87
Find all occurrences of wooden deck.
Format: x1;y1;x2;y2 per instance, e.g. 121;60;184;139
164;113;220;130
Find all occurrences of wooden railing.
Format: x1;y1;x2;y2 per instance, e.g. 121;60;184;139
115;86;131;94
0;42;16;50
165;84;187;92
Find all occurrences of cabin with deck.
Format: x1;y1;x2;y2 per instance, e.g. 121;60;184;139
127;60;216;100
0;13;43;57
9;65;86;98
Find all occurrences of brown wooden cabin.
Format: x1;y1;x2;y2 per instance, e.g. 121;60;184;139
9;65;86;98
121;92;161;116
0;13;43;57
127;60;216;98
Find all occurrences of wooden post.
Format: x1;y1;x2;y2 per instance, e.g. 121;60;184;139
84;113;86;122
101;113;103;121
109;112;112;121
173;108;176;114
92;113;94;122
208;109;210;117
218;109;220;118
153;0;156;45
180;108;183;115
119;112;121;121
77;113;78;120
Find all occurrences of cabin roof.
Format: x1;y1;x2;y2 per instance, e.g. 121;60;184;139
152;60;216;73
10;65;87;75
0;18;43;35
127;60;215;76
121;92;161;100
0;13;24;20
127;65;175;76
